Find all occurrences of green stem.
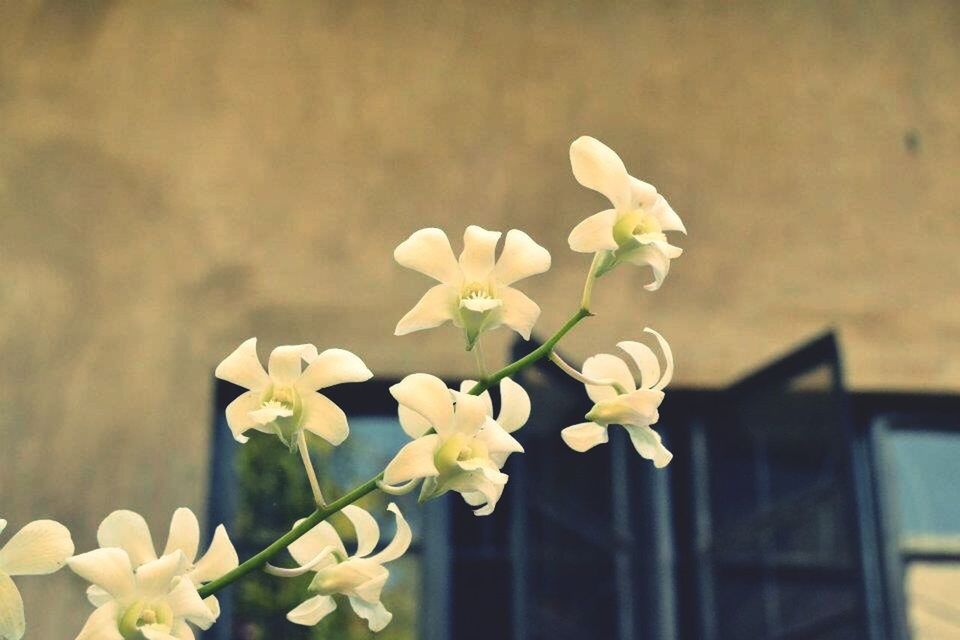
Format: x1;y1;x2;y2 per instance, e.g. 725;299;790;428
200;273;598;598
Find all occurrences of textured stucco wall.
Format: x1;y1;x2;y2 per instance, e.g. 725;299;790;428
1;0;958;635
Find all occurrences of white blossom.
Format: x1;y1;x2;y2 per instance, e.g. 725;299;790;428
275;503;412;632
69;508;238;640
382;374;528;515
561;328;674;467
215;339;372;448
0;518;74;640
568;136;686;290
394;226;551;350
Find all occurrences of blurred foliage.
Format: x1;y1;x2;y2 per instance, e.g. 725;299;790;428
229;432;419;639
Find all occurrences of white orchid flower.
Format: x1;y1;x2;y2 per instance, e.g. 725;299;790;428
82;508;238;627
271;503;412;632
0;518;74;640
568;136;686;290
215;339;372;448
68;549;216;640
381;374;527;516
561;328;674;468
394;226;551;350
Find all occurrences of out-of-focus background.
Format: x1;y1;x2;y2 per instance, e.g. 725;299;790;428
1;1;958;638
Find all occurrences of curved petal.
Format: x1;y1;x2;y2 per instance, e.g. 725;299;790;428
499;286;541;340
398;405;433;439
349;597;394;632
163;509;200;564
0;572;24;640
203;596;220;621
452;393;489;437
265;546;337;577
496;378;530;433
382;435;441;485
368;503;412;565
648;193;686;234
341;506;379;558
287;594;337;627
75;602;123;640
616;341;661;391
188;526;238;585
458;380;493;416
624;244;671;291
0;521;5;536
629;176;659;209
135;552;187;598
394;284;458;336
389;374;454;436
459;225;501;283
586;389;664;427
166;578;216;629
223;390;260;443
289;521;345;567
97;510;157;567
569;136;631;210
267;344;318;386
456;458;509;485
86;584;112;607
582;354;637;402
449;475;504;516
493;229;551;286
67;548;135;599
623;424;673;468
621;328;673;390
300;392;349;446
140;624;178;640
394;228;460;284
171;621;196;640
297;348;373;392
475;418;524;459
0;520;74;576
214;338;269;391
568;209;618;253
561;422;609;452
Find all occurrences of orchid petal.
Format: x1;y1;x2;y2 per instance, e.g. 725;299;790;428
499;286;541;340
582;354;637;401
171;622;196;640
300;392;349;446
68;548;136;599
349;597;394;632
289;521;345;567
648;193;686;234
267;344;318;386
493;229;551;286
624;244;671;291
136;552;187;598
341;506;380;558
394;228;461;284
166;578;215;629
86;585;111;607
561;422;610;452
587;389;664;427
0;572;24;640
629;176;659;209
623;424;673;468
223;391;260;443
0;520;74;576
394;284;458;336
496;378;530;433
398;405;433;439
163;509;200;564
188;526;238;585
459;225;501;283
390;374;454;435
214;338;269;391
287;594;337;626
568;209;618;253
97;511;157;567
297;348;372;392
475;418;524;458
452;393;489;437
383;435;441;485
459;380;494;417
367;503;412;565
617;341;661;390
75;602;123;640
570;136;631;210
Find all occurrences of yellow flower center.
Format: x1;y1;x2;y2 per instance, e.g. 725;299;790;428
613;209;663;245
118;600;174;638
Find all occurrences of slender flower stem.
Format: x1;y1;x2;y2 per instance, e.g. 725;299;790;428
473;337;488;379
297;430;325;506
548;351;629;395
580;252;602;311
200;259;602;599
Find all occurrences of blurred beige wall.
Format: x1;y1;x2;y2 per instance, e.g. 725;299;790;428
1;0;959;634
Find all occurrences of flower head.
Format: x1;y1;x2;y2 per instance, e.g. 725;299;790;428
215;339;372;448
394;226;551;350
568;136;686;290
68;508;238;640
0;518;74;640
277;503;412;632
561;328;674;467
382;374;528;515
